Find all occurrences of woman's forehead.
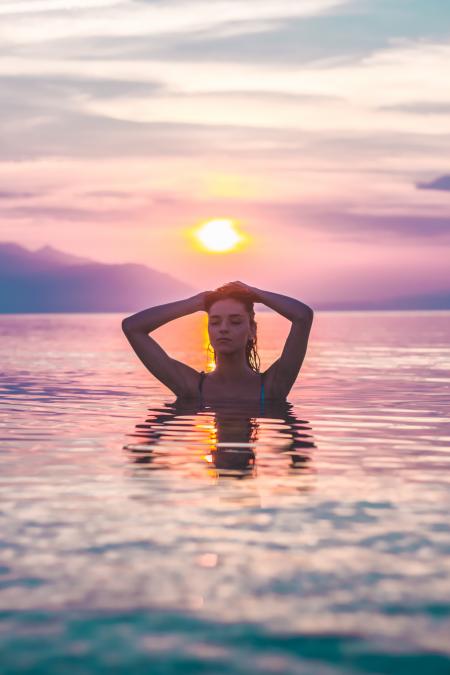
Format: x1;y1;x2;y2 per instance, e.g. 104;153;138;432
208;298;247;316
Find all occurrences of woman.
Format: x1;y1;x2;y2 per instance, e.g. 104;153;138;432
122;280;314;404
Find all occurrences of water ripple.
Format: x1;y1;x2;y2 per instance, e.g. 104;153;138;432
1;312;450;673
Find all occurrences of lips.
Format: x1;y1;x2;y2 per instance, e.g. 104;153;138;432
217;338;231;342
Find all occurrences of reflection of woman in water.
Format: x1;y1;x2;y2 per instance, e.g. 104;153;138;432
125;398;316;483
122;280;314;406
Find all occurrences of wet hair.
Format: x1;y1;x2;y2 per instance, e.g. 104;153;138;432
204;283;261;372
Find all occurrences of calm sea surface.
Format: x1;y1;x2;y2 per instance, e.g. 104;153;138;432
1;311;449;674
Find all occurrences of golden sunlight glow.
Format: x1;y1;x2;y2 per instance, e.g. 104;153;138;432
205;174;258;199
193;218;245;253
202;317;216;372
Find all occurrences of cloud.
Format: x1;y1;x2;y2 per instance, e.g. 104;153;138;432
1;0;449;255
3;0;449;71
315;210;450;239
0;74;167;103
416;175;450;192
23;15;374;67
0;108;262;161
0;190;37;199
0;1;121;14
4;39;449;142
2;187;449;240
379;102;450;115
239;200;450;239
0;0;350;45
0;204;133;222
3;96;449;163
82;190;133;198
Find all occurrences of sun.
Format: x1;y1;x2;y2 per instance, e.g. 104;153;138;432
193;219;246;253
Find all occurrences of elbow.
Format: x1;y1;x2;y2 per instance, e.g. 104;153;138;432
121;317;133;334
122;316;148;335
304;304;314;321
294;307;314;323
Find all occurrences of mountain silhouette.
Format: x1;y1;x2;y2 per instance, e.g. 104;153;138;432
0;242;195;313
1;242;448;312
314;291;450;311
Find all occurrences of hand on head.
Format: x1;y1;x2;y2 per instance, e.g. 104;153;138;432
217;281;258;301
202;281;258;311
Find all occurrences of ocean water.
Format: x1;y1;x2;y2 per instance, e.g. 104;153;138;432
0;310;449;674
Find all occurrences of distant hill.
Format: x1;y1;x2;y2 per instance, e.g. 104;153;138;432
0;242;92;276
314;291;450;311
0;242;195;313
1;242;448;313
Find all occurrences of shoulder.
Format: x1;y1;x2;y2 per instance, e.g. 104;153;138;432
170;360;203;398
260;363;287;399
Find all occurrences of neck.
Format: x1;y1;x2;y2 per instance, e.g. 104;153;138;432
212;351;254;381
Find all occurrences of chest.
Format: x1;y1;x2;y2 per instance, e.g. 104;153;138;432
201;374;263;401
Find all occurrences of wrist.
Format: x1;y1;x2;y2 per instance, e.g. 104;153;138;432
249;286;263;302
192;291;208;312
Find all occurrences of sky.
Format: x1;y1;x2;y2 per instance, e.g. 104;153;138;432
1;0;450;305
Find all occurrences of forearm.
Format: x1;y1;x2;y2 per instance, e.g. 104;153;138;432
252;287;313;322
122;293;204;333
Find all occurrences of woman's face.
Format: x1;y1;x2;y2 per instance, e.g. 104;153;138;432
208;298;255;354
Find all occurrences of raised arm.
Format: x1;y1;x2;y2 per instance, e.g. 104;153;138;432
249;287;313;323
225;281;314;398
122;292;208;397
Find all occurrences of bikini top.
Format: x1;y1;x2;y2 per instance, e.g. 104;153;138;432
198;370;266;412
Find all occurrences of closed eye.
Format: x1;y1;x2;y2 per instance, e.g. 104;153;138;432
210;321;242;325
